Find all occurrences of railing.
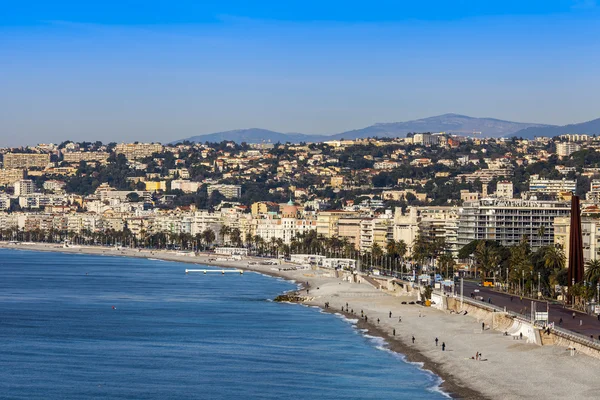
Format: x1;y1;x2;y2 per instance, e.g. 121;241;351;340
551;326;600;351
447;290;600;351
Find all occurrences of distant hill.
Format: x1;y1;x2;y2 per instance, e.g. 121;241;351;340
510;117;600;139
171;114;551;144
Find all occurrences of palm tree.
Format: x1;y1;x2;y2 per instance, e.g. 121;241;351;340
584;259;600;298
219;225;231;245
537;225;546;240
474;241;500;281
201;228;216;250
438;253;456;278
544;246;566;270
230;228;242;247
245;233;253;250
543;246;566;298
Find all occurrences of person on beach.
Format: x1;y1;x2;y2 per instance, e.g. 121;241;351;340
435;337;438;346
520;332;523;340
442;342;445;351
389;311;392;318
365;316;368;322
412;335;415;344
393;329;396;336
482;322;485;331
377;318;380;324
475;352;479;360
398;316;402;322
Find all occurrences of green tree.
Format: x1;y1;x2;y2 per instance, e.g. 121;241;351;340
201;228;216;249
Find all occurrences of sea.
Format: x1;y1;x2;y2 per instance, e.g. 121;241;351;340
0;249;446;399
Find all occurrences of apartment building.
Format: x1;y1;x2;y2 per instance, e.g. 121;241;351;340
458;198;571;249
359;217;393;252
554;216;600;271
115;143;164;160
0;169;26;186
496;181;514;199
3;153;50;169
251;201;280;216
0;194;10;211
316;210;359;238
171;180;200;193
145;181;167;192
207;184;241;199
556;142;581;158
337;218;363;249
63;151;110;164
528;175;576;195
14;179;35;196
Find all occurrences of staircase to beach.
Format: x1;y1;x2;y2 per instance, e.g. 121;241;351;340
362;275;382;289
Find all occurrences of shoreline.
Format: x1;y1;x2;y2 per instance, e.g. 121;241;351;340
327;308;486;400
0;242;472;398
5;242;600;399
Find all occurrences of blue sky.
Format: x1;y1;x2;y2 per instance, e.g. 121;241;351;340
1;1;599;146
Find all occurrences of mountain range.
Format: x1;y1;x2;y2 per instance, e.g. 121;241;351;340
171;114;600;144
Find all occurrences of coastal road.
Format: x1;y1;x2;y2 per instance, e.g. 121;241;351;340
461;281;600;338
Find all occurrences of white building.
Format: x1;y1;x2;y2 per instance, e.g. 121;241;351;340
207;184;242;199
458;198;571;249
528;175;576;196
496;181;514;199
171;180;201;193
556;142;581;158
14;179;35;196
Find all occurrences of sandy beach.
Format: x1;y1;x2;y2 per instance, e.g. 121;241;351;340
3;242;600;399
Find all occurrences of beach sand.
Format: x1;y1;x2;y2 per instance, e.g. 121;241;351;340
3;242;600;399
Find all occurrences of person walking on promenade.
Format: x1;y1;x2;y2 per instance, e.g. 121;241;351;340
573;312;576;319
412;335;415;344
482;322;485;331
520;332;523;340
435;337;439;346
442;342;446;351
559;317;563;326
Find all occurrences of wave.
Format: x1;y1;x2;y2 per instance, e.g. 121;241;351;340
333;317;450;398
333;312;359;325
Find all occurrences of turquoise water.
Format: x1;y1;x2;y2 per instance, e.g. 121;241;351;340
0;249;445;399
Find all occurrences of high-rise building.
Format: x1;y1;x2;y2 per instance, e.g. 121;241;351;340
556;142;581;158
458;198;571;250
14;179;35;196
